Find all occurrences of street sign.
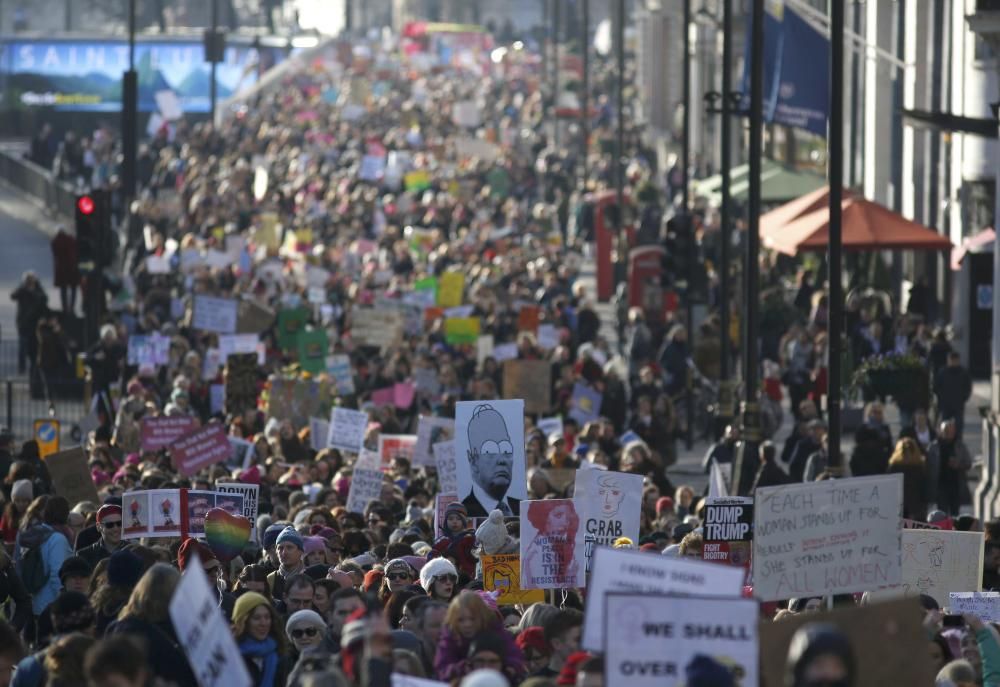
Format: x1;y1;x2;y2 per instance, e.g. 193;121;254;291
33;419;60;459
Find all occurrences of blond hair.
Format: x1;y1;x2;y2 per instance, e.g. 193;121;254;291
888;438;924;468
444;592;495;637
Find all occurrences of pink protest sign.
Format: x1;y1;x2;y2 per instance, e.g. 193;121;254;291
141;416;198;452
171;424;232;477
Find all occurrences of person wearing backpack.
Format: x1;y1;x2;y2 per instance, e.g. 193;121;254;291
13;496;72;623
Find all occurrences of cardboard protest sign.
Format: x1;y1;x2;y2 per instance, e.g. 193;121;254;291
492;343;518;363
296;329;328;374
752;474;903;601
127;334;169;366
444;317;480;345
326;355;356;395
171;424;232;477
452;100;481;128
759;599;935;687
538;468;577;495
413;415;455;465
582;547;746;651
327;407;368;453
573;470;643;570
455;400;528;518
372;383;415;409
604;594;758;687
568;382;602;425
483;553;546;605
224;353;259;416
43;447;99;505
236;298;276;334
517;305;541;332
536;324;560;350
170;555;253;687
703;497;754;567
378;434;417;468
266;378;331;429
148;489;182;537
140;416;198;452
352;309;404;349
520;499;586;589
950;592;1000;622
502;360;551;414
436;272;465;308
216;483;260;542
434;441;459;495
875;529;984;607
192;295;238;334
347;464;384;514
277;307;310;351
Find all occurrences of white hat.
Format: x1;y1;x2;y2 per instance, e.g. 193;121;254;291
460;669;509;687
475;510;509;555
11;479;32;501
419;557;457;593
285;609;325;639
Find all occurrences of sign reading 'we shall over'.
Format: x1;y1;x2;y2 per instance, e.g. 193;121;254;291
752;474;903;601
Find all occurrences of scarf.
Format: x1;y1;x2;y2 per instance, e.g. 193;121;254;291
238;636;279;687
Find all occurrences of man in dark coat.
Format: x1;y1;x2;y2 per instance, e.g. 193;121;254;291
78;504;126;569
10;271;48;375
50;228;79;315
934;352;973;439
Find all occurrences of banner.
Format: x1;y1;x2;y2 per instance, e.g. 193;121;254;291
875;530;984;607
520;499;586;589
215;483;260;542
171;424;233;477
455;400;528;518
192;295;238;334
483;553;546;605
123;488;244;540
218;334;264;363
224;353;259;416
43;446;99;505
703;497;754;567
574;470;643;571
582;547;746;652
347;465;384;514
752;474;903;601
604;595;758;687
502;360;551;414
327;407;368;453
415;417;455;467
170;555;253;687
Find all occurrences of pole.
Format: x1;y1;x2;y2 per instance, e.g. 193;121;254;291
827;0;844;470
682;0;694;450
581;0;590;184
731;0;763;496
344;0;352;33
122;0;137;201
615;0;626;288
719;0;732;405
210;0;219;128
553;0;561;148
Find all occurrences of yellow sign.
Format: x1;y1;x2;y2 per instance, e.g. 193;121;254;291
444;317;480;345
33;419;60;459
482;554;545;605
437;272;465;308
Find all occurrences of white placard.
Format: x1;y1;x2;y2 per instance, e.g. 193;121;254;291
433;441;458;495
476;335;494;366
752;474;903;601
327;407;368;453
582;547;745;651
492;343;518;362
520;499;585;589
146;254;171;274
454;400;527;518
192;295;238;334
573;470;644;569
219;334;265;363
604;594;759;687
155;89;183;120
536;417;564;439
310;417;330;452
215;482;260;541
326;355;356;395
950;592;1000;622
170;555;253;687
346;465;384;514
391;675;448;687
874;529;985;607
452;100;481;128
536;324;560;350
415;417;455;467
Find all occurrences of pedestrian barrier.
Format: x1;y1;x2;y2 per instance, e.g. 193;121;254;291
0;377;88;446
0;149;78;220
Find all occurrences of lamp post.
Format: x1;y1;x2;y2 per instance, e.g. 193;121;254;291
827;0;845;470
122;0;137;202
615;0;626;288
580;0;590;184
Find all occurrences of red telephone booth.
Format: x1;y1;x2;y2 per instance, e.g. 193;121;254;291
591;191;635;302
628;246;665;323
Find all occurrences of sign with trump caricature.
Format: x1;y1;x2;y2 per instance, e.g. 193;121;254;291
455;400;528;518
574;469;644;570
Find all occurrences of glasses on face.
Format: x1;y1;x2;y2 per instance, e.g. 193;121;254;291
387;572;411;582
102;520;122;529
291;627;320;639
434;574;457;584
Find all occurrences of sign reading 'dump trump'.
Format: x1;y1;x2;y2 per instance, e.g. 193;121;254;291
454;400;527;518
752;474;903;601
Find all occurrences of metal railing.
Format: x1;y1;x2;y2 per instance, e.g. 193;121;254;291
0;150;78;220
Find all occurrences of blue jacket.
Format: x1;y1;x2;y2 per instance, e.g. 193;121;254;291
15;522;72;615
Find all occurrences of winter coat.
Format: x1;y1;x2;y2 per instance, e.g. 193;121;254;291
888;461;929;521
434;619;525;682
11;283;48;334
934;365;973;415
15;522;71;615
50;231;80;288
107;616;198;686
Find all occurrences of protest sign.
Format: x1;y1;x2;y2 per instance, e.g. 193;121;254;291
502;360;551;414
209;385;224;414
415;417;455;467
218;334;264;363
122;489;244;540
148;489;182;537
184;490;216;539
444;317;480;345
236;298;275;334
520;499;585;589
436;272;464;308
582;547;746;651
215;482;260;541
171;424;232;477
44;446;99;505
127;334;170;366
434;493;459;538
574;470;643;570
759;599;935;687
309;417;329;452
372;382;415;409
536;416;563;439
455;400;528;518
404;170;431;192
483;553;546;605
452;100;481;128
277;306;310;351
604;594;758;687
433;441;459;495
347;464;384;514
224;353;259;416
226;437;254;472
413;367;441;397
951;592;1000;622
538;468;577;495
378;434;417;468
568;382;602;425
327;407;368;453
359;154;386;180
752;474;903;601
171;555;253;687
140;416;197;452
517;305;541;332
492;343;518;363
476;335;494;366
326;355;356;395
391;675;447;687
453;137;500;162
703;497;754;567
266;377;331;429
875;529;984;607
123;490;150;539
536;324;560;350
352;309;404;349
296;329;328;374
192;295;238;334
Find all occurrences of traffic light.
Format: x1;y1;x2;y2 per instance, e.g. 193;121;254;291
75;190;111;271
664;213;709;303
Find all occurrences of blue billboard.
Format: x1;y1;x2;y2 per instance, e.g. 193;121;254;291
0;38;289;113
742;3;829;138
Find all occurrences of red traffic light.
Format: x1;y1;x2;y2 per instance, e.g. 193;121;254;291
76;195;95;215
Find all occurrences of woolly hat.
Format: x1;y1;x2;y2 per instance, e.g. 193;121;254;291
107;549;144;588
556;652;592;685
232;592;271;630
475;510;509;555
419;557;458;592
476;590;500;613
460;670;509;687
58;556;93;584
515;627;550;655
263;522;288;550
276;526;304;551
328;569;354;589
686;655;735;687
303;536;326;556
285;609;325;638
412;541;432;557
655;496;674;515
177;537;217;570
11;479;33;501
96;504;122;524
363;569;384;592
445;501;468;522
385;558;415;578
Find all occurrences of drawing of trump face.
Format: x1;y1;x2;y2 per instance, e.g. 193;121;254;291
597;474;626;517
467;404;515;500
